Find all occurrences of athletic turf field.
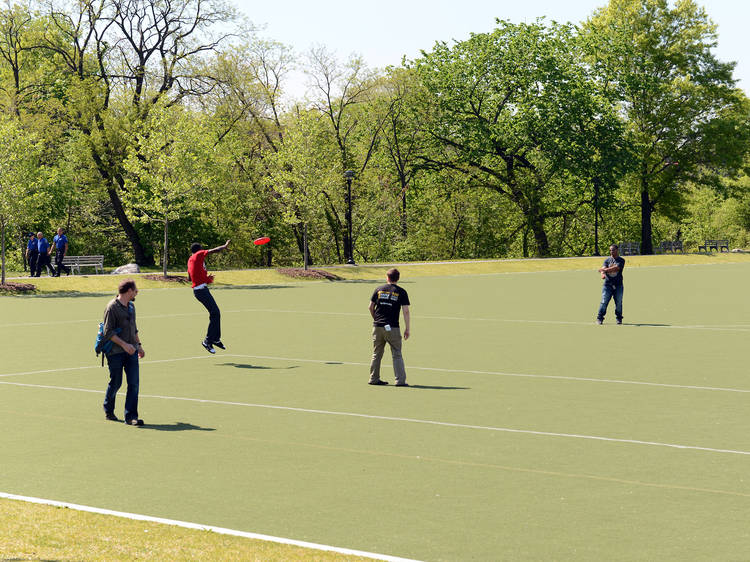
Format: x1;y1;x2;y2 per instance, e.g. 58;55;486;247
2;257;750;560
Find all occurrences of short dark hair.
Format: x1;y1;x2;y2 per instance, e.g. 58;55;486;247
190;243;202;254
118;279;137;294
386;268;400;282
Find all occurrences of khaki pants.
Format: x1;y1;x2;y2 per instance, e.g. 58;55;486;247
369;326;407;385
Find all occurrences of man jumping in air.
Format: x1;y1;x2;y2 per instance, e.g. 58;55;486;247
188;240;230;354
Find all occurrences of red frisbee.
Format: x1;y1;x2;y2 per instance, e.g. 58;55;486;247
253;236;271;246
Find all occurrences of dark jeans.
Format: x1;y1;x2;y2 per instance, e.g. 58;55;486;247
54;252;70;276
34;253;55;277
194;287;221;343
27;252;38;276
103;351;140;421
597;283;623;321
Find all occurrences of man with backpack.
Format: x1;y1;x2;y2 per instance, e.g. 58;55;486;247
101;279;145;425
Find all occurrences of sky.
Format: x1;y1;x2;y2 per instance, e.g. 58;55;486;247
232;0;748;100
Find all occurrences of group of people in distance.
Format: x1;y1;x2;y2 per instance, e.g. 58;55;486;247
25;228;71;277
97;237;623;426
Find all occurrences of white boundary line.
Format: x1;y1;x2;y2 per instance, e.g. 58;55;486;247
3;307;750;333
0;355;216;378
0;492;420;562
2;352;750;397
2;377;750;457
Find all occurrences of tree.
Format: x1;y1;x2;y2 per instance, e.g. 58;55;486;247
412;19;627;257
0;115;40;284
207;39;305;264
306;47;386;263
376;67;425;238
583;0;750;254
270;108;340;266
123;102;214;276
30;0;240;265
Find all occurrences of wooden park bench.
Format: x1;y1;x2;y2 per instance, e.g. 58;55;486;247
61;255;105;274
618;241;640;255
658;240;684;253
697;239;729;253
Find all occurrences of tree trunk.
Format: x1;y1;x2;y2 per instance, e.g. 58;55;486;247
107;188;154;266
21;230;27;271
292;223;313;266
163;218;169;277
1;217;6;285
401;186;407;238
323;207;343;263
529;216;550;257
303;223;309;270
640;182;654;255
522;227;529;258
593;177;601;256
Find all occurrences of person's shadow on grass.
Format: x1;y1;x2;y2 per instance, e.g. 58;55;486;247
405;384;470;390
219;362;298;370
142;422;216;432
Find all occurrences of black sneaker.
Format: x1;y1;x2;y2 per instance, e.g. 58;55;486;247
616;319;622;325
202;340;215;354
368;380;389;385
213;341;226;350
596;318;603;325
105;412;119;421
127;419;144;426
395;383;410;387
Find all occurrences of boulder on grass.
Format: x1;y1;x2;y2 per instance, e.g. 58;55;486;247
111;263;141;275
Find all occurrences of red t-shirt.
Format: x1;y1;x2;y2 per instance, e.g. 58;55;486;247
187;250;213;288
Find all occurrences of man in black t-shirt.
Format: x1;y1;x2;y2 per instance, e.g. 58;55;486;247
597;244;626;325
368;268;411;386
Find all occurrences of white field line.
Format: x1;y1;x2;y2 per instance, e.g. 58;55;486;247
0;355;216;378
2;307;750;333
2;377;750;457
2;352;750;398
0;493;419;562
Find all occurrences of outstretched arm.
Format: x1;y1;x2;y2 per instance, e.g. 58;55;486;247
207;240;231;254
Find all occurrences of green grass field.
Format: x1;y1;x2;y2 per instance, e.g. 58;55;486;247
3;255;750;560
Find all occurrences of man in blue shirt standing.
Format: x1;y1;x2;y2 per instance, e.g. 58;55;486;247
25;233;38;277
52;227;70;276
34;232;55;277
596;244;625;325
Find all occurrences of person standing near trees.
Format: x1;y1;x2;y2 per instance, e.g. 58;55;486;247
102;279;146;425
368;268;411;386
188;240;230;354
34;232;55;277
25;233;38;277
596;244;625;325
52;227;70;276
